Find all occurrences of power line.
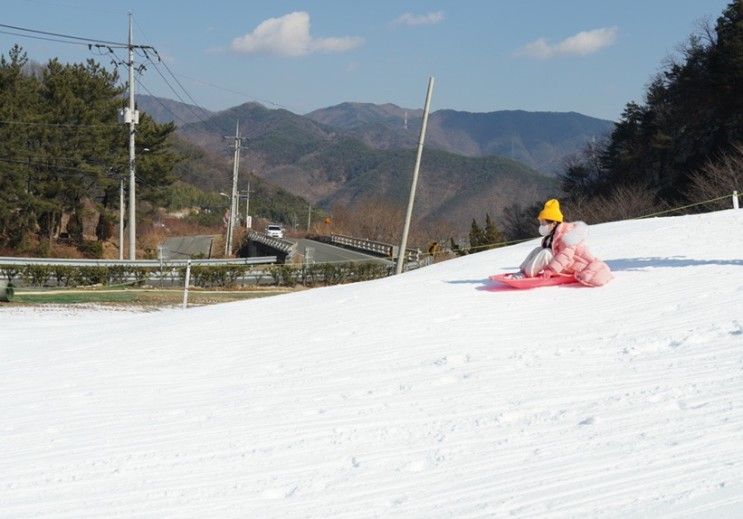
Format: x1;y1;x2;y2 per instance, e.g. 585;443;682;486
150;50;214;117
0;119;120;129
0;156;109;175
133;76;191;126
142;52;225;133
3;20;294;117
0;156;164;188
132;18;292;113
125;20;220;129
107;45;218;132
0;22;128;47
173;73;287;110
0;28;99;47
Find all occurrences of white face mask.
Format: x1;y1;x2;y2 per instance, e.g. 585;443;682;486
538;223;554;236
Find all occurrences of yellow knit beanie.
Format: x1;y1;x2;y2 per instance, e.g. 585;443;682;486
538;199;564;222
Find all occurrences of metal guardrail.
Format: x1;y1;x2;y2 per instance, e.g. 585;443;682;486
0;256;277;267
247;231;296;255
330;234;397;257
329;234;421;263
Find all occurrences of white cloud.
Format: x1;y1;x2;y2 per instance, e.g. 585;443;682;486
517;27;618;59
231;11;363;57
392;11;444;26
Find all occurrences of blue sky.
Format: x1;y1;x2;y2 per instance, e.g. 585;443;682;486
1;0;732;121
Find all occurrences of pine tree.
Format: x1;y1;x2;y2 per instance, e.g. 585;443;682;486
563;0;743;207
0;45;40;247
0;45;179;251
483;213;505;249
469;218;485;251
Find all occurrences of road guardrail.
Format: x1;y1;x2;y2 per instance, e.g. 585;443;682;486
0;256;277;268
328;234;421;263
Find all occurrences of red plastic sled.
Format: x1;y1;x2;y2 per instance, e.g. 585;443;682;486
489;273;579;289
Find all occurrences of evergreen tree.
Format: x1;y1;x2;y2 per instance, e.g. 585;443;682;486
468;218;485;251
483;213;505;249
0;45;179;250
0;45;40;247
562;0;743;208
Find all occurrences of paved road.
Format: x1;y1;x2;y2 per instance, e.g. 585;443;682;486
287;239;393;265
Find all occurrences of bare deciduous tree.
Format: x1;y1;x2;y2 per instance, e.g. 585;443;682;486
566;183;664;224
686;143;742;210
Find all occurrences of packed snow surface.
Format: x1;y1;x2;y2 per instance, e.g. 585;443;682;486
1;210;742;518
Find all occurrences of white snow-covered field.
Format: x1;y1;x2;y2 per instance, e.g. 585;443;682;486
1;210;742;518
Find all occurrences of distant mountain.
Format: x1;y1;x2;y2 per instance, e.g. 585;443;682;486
306;102;420;150
141;95;613;174
307;103;615;174
307;142;555;225
306;102;419;129
168;135;324;224
135;94;213;126
179;102;335;167
131;96;569;231
174;103;556;230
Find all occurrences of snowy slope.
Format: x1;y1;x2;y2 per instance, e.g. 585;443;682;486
1;210;742;518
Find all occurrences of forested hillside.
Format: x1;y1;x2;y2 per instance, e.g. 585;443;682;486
307;103;614;174
177;102;557;236
561;0;743;222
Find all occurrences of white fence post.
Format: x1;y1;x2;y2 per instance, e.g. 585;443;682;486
182;259;191;309
733;190;739;210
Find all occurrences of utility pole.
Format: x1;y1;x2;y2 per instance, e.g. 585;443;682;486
126;12;138;260
307;203;312;232
225;121;242;256
245;171;252;228
396;76;434;275
119;174;124;260
116;13;154;259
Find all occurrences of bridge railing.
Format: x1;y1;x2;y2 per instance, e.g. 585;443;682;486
247;231;296;255
328;233;421;263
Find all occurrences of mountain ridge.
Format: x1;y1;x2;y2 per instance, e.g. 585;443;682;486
136;96;610;231
138;94;613;175
174;103;556;230
307;103;614;173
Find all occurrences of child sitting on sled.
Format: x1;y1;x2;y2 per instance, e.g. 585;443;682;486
515;199;613;287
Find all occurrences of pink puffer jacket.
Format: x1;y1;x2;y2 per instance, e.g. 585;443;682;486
546;222;613;287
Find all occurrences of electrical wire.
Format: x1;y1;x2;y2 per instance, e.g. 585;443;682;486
142;52;226;134
108;46;221;134
133;76;191;127
0;28;100;47
0;22;127;47
172;72;286;110
132;18;291;124
132;18;229;121
0;156;109;175
0;119;120;129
